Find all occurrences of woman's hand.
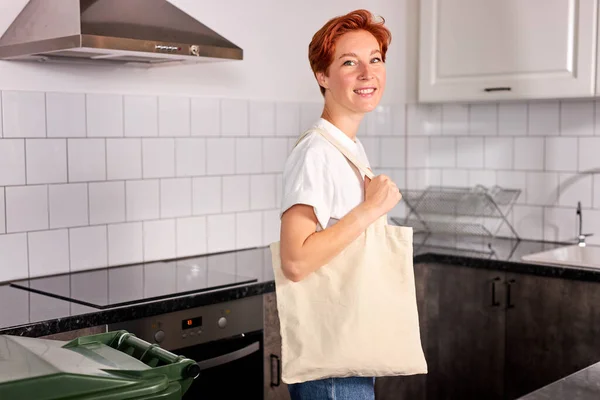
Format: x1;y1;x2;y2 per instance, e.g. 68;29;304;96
363;175;401;217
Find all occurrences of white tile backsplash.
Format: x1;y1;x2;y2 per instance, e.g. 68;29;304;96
6;185;48;233
5;91;600;281
126;180;159;221
0;188;4;234
408;104;441;135
0;233;28;282
236;211;263;248
46;93;86;138
207;138;235;175
86;94;123;137
28;229;69;277
456;137;484;169
191;97;220;136
526;172;559;206
430;137;456;168
175;138;206;177
159;96;190;137
107;139;142;180
142;138;175;178
223;175;250;213
0;139;26;186
469;104;497;136
89;181;125;225
124;95;158;137
276;103;300;137
249;101;275;136
579;138;600;171
380;138;404;168
558;173;593;208
360;137;380;168
26;139;67;184
207;214;235;253
143;219;176;261
176;216;207;258
514;137;544;171
236;138;262;174
543;207;577;242
68;139;106;182
263;210;280;245
484;137;513;170
561;100;594;137
49;183;88;229
595;175;600;209
69;225;108;271
192;176;222;215
441;104;468;136
2;91;45;138
529;101;559;136
545;137;577;172
160;178;192;218
250;175;276;210
407;137;429;168
262;138;289;173
108;222;143;266
498;103;527;136
221;99;248;137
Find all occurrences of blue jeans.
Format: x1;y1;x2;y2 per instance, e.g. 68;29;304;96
288;376;375;400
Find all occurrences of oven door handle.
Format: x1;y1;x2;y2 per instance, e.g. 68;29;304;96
195;341;261;370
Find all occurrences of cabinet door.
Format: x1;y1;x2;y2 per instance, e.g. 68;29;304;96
263;292;290;400
376;263;506;400
419;0;597;102
505;273;600;400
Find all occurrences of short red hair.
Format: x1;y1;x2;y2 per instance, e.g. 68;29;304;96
309;9;392;96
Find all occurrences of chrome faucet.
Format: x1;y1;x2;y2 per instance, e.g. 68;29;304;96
576;201;593;247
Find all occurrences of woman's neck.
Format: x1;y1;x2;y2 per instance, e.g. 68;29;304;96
320;105;364;142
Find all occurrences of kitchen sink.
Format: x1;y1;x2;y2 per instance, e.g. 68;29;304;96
522;244;600;270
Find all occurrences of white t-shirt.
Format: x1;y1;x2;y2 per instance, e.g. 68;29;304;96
280;118;371;230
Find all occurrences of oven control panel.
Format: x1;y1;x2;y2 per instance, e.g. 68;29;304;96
108;295;263;351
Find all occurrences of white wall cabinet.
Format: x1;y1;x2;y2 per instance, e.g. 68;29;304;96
418;0;598;102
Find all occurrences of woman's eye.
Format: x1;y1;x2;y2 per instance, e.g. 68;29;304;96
371;57;382;63
343;60;356;66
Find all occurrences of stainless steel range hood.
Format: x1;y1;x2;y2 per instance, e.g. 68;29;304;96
0;0;243;66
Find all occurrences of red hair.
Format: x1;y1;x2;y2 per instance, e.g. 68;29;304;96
309;9;392;95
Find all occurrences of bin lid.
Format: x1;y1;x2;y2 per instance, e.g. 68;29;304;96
0;333;195;400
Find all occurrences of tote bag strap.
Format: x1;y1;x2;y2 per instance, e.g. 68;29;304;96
294;127;375;180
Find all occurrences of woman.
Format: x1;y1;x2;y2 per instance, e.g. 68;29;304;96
278;9;401;400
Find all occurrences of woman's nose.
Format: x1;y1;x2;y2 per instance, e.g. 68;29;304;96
359;63;373;80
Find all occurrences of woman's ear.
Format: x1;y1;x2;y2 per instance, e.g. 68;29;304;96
316;71;329;90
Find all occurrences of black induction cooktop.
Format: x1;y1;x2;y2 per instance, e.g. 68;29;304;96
10;250;263;310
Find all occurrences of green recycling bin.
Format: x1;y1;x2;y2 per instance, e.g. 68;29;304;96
0;330;200;400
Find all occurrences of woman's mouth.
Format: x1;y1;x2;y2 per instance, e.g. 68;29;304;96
354;88;376;97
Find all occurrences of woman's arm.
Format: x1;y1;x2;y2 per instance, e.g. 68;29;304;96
279;174;400;282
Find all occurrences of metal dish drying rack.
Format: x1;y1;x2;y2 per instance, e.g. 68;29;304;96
391;184;521;240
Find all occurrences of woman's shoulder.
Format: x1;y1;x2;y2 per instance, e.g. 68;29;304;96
291;129;336;160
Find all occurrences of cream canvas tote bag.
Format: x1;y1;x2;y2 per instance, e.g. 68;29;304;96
270;127;427;384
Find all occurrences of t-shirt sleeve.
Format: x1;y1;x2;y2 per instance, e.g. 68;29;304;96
280;147;334;230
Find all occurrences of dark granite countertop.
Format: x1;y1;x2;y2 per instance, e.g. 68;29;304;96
2;233;600;339
519;361;600;399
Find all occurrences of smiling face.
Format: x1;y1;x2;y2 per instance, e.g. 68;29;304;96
317;30;386;115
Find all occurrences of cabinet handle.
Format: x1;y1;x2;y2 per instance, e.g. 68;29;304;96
484;87;511;92
270;354;282;387
491;277;501;307
505;279;516;309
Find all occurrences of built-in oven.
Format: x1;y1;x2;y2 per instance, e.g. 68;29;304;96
109;295;264;399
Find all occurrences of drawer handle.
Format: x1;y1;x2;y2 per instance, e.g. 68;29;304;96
270;354;282;387
505;279;516;309
491;277;501;307
484;87;511;92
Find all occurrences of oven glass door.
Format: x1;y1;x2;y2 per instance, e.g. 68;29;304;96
172;329;264;399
